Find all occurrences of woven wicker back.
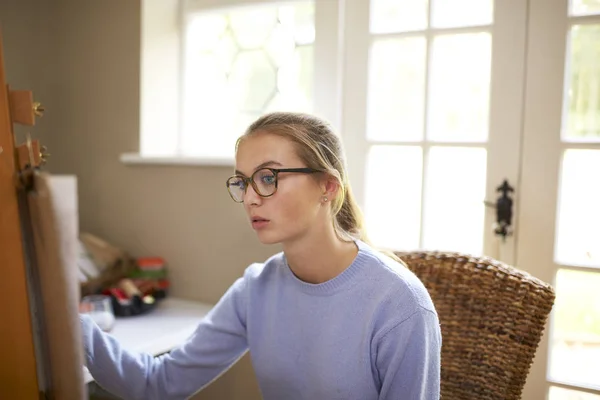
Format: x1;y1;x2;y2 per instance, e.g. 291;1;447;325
396;251;555;400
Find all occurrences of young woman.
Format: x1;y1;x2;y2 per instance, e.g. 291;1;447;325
81;112;441;400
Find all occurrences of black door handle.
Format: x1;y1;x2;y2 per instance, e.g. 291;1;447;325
484;179;515;240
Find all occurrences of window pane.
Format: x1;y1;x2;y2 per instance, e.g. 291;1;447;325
229;50;277;112
370;0;428;33
266;23;296;67
428;33;491;142
296;46;313;108
422;147;487;254
215;31;238;74
550;386;600;400
182;2;314;158
181;53;236;157
563;25;600;141
548;269;600;389
555;150;600;268
269;46;313;113
365;146;423;251
431;0;493;28
279;2;315;45
187;14;227;51
367;37;426;142
570;0;600;16
230;7;278;49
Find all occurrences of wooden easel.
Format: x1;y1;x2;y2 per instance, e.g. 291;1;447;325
1;26;86;399
0;30;46;399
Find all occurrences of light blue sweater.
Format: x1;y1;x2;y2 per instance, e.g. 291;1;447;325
81;240;441;399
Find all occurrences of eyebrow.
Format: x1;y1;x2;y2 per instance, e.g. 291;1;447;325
235;160;283;177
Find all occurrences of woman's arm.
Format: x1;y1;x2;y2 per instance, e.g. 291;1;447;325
82;276;249;400
375;307;441;400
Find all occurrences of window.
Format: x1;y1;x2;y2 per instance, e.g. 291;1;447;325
181;1;316;160
133;0;341;165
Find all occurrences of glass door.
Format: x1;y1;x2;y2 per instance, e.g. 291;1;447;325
340;0;527;263
519;0;600;397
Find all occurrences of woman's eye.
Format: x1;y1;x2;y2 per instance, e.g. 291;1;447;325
261;174;276;185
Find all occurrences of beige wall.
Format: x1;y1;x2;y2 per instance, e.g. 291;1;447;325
0;0;52;144
1;0;274;398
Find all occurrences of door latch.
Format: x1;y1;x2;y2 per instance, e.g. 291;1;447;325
484;179;515;240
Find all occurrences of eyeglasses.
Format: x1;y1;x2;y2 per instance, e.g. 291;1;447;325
226;167;321;203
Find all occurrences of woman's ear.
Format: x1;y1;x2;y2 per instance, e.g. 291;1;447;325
321;176;340;202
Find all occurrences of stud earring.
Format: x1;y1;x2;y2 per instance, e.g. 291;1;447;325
323;196;328;202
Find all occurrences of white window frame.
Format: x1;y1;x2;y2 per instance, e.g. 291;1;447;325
123;0;341;167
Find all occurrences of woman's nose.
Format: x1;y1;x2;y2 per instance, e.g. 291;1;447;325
243;182;262;205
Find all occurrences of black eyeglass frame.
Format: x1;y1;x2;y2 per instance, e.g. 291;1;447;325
225;167;321;203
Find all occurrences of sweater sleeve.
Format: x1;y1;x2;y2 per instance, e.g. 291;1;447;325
82;276;249;400
375;307;441;400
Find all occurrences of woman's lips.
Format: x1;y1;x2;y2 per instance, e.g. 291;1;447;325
251;218;270;230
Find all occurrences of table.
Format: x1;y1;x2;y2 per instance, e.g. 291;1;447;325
84;298;213;384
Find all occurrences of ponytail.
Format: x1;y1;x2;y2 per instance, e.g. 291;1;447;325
334;184;403;264
334;185;365;241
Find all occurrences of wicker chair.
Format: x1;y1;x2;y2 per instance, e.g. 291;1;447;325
396;251;555;400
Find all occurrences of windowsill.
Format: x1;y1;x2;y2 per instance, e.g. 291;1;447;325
120;153;235;167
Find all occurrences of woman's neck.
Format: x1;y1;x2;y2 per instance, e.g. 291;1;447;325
283;226;358;284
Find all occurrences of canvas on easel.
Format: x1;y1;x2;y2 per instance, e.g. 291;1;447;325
0;30;86;399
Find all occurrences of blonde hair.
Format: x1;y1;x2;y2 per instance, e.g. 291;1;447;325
236;111;366;243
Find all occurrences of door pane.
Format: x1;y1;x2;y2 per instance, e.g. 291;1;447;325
367;37;426;142
365;146;423;250
428;33;491;142
570;0;600;16
422;147;487;254
550;386;600;400
549;269;600;390
370;0;428;33
431;0;493;28
555;149;600;268
564;24;600;141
